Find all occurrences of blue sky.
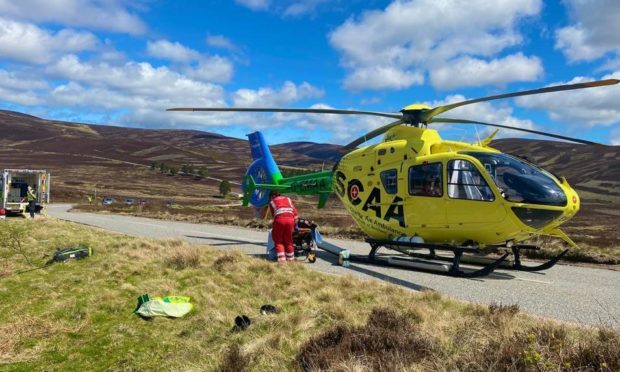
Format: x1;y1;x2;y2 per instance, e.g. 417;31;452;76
1;0;619;145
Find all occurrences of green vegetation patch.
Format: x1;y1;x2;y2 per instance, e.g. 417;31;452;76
0;219;618;371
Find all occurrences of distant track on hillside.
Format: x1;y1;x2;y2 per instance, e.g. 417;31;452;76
48;204;620;329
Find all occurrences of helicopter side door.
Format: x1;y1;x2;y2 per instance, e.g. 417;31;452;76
404;160;447;230
445;158;506;226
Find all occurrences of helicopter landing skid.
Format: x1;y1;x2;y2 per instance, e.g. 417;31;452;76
507;245;569;272
356;238;509;278
446;244;568;272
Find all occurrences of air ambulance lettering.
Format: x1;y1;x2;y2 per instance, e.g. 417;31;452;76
337;171;406;227
347;179;364;206
384;196;405;227
362;187;381;217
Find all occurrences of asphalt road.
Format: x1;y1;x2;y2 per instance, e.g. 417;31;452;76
48;204;619;329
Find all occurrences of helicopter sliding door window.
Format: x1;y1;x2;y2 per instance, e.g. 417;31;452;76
408;163;442;197
380;169;398;194
447;160;494;201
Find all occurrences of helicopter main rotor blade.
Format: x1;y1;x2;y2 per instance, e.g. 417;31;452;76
343;119;404;150
167;107;402;120
429;117;603;146
420;78;619;123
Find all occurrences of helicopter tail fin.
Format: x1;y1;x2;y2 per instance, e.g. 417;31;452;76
243;131;284;208
242;131;334;209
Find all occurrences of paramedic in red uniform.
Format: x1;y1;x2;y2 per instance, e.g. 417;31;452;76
268;191;298;263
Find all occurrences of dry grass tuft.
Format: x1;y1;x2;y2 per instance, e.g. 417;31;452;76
569;327;620;371
0;316;84;364
165;246;202;270
213;253;238;272
489;303;519;317
296;307;437;371
219;344;251;372
453;323;620;371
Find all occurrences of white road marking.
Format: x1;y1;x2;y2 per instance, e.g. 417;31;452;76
514;276;551;284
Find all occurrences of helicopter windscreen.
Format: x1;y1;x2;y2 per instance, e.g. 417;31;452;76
463;152;567;206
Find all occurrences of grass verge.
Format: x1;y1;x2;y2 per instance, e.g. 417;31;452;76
1;219;617;371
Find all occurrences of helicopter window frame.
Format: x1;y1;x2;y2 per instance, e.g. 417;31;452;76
447;159;495;202
408;162;443;198
380;168;398;195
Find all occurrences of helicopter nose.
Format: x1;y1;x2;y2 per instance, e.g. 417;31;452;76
566;188;580;216
554;186;580;227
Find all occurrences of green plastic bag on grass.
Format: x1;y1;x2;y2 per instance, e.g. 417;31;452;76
134;294;193;318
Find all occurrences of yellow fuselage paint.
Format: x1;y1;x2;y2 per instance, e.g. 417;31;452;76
333;126;580;246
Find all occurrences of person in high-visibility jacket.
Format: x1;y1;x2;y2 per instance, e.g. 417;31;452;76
268;191;298;263
26;185;37;218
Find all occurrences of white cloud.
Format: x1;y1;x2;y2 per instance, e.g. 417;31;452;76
232;81;324;107
146;39;234;83
147;40;200;62
0;69;47;105
235;0;270;11
0;69;47;91
555;0;620;63
206;35;238;52
343;66;424;91
611;127;620;145
235;0;332;17
432;94;537;140
283;0;328;17
47;55;226;103
329;0;542;90
516;73;620;126
0;0;147;34
0;18;97;64
186;57;234;84
430;54;543;90
12;53;322;131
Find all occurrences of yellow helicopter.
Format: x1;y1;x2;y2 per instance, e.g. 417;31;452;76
168;78;619;277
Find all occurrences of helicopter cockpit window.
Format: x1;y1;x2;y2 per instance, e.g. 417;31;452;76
447;160;494;201
462;152;567;206
408;163;442;197
380;169;398;194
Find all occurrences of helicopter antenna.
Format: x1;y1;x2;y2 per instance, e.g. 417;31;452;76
473;124;482;145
